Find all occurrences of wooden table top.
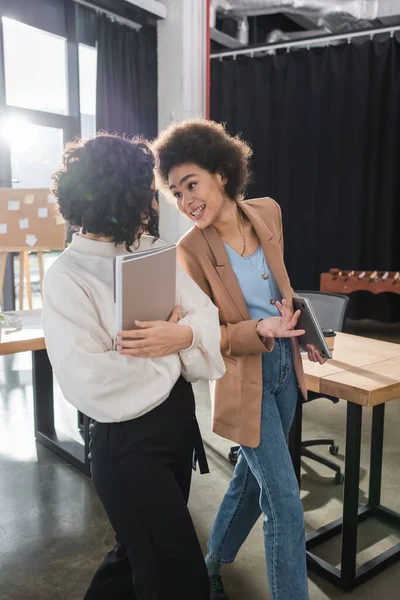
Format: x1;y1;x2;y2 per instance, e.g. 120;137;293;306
303;332;400;407
0;310;45;355
1;314;399;407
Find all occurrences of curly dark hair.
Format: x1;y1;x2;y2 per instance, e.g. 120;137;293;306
152;119;252;201
52;133;159;250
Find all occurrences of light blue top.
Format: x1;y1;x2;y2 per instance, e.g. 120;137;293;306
224;244;282;320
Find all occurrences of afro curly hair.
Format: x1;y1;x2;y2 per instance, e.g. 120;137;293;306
153;119;252;201
52;133;159;250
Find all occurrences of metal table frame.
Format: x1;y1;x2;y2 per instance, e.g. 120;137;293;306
33;348;90;475
290;391;400;591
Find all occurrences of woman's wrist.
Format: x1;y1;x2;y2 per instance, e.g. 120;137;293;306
256;318;273;340
178;325;194;350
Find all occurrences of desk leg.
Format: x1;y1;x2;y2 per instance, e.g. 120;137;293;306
77;410;85;432
341;402;362;589
368;404;385;508
306;401;400;589
32;349;90;475
32;348;55;435
289;389;303;486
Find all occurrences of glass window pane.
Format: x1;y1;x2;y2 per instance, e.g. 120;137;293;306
3;119;64;189
3;17;68;115
79;44;97;138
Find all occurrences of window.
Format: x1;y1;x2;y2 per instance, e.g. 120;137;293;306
2;17;68;115
2;119;64;189
79;43;97;138
0;9;101;312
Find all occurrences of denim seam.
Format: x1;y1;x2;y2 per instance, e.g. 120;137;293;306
278;339;289;385
208;459;252;564
251;451;279;599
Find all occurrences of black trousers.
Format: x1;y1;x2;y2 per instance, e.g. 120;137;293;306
84;377;210;600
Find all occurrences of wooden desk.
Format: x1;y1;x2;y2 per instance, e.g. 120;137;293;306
290;332;400;590
0;311;89;474
0;311;45;354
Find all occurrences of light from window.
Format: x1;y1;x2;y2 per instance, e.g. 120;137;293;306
79;44;97;138
2;17;68;115
0;118;64;189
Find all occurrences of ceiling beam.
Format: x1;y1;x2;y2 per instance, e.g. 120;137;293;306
211;28;245;49
124;0;167;19
74;0;142;29
286;13;322;31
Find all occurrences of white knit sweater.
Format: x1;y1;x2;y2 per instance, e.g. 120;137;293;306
42;234;225;422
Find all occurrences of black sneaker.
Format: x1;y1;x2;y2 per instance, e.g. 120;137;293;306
210;574;230;600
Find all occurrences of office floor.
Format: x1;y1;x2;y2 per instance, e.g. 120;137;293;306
0;321;399;600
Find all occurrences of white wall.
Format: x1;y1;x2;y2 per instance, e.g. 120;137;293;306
157;0;207;243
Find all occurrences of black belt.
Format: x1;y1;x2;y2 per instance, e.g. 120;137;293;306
193;416;209;475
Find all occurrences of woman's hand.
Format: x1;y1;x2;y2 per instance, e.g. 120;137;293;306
256;299;305;340
278;299;328;364
117;305;193;358
256;298;328;364
282;298;328;364
306;344;328;365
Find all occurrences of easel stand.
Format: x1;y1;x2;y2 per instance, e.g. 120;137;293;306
0;250;44;310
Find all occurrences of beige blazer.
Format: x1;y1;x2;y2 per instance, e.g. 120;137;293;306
177;197;307;448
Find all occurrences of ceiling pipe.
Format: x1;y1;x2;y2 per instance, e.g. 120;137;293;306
211;23;400;58
211;1;400;21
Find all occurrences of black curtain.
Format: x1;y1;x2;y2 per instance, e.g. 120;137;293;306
211;39;400;322
96;15;157;139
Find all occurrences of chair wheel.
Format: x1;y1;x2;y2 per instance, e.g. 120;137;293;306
329;444;339;456
228;451;238;464
335;472;344;484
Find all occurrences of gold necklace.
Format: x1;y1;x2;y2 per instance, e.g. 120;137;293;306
239;211;269;280
238;210;246;257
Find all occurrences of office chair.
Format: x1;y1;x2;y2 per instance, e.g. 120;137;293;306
295;291;349;483
228;291;349;484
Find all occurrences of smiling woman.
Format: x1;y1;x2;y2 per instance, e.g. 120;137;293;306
153;118;327;600
154;118;252;204
169;164;226;226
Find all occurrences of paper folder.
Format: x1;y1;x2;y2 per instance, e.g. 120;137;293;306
114;245;176;334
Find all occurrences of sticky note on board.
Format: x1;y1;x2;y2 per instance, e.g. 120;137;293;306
0;224;7;234
25;234;38;247
38;208;48;218
47;194;57;204
55;214;65;225
24;194;35;204
8;200;20;211
19;219;29;230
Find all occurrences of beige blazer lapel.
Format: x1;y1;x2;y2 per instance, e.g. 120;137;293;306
202;226;250;321
202;200;294;323
240;202;294;309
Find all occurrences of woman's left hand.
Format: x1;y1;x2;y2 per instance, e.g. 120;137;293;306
307;344;328;365
117;305;193;358
276;299;328;365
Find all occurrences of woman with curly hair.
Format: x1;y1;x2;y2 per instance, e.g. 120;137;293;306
42;133;225;600
153;119;327;600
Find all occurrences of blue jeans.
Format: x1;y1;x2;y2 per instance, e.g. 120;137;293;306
208;339;309;600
